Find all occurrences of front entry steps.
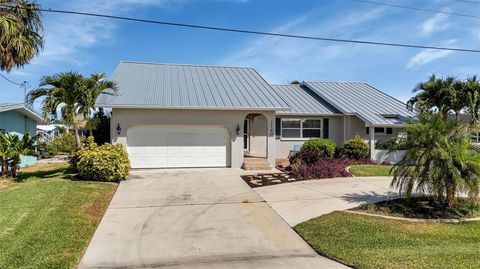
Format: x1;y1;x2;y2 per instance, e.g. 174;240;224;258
242;157;271;170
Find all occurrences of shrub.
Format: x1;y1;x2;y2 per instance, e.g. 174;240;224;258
341;134;369;160
299;158;351;179
299;158;374;179
289;149;323;173
76;137;130;182
52;132;76;154
301;138;336;157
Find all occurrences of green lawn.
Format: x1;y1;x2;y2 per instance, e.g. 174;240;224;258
354;197;480;219
349;165;393;176
0;162;117;269
295;211;480;269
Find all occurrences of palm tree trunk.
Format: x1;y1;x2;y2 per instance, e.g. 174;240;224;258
88;118;94;137
74;128;81;149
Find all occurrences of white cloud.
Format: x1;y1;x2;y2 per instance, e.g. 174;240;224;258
406;40;456;69
419;11;451;36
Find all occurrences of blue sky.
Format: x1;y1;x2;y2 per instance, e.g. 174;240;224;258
1;0;479;108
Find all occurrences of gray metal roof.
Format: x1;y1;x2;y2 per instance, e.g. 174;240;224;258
96;61;290;110
0;103;43;123
303;81;416;126
271;84;341;115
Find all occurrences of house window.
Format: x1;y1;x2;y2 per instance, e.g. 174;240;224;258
281;119;322;139
472;132;480;143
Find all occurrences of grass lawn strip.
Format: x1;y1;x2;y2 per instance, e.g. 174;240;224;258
295;211;480;269
353;197;480;219
0;162;117;269
349;165;392;177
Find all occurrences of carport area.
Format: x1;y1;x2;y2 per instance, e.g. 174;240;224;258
78;169;346;269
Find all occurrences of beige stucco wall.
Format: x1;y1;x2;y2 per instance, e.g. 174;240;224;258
111;108;276;168
275;116;344;159
274;115;405;159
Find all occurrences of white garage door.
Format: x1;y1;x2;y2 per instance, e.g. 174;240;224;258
127;125;230;168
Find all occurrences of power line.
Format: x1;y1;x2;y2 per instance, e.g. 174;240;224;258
351;0;480;19
0;73;25;86
1;6;478;53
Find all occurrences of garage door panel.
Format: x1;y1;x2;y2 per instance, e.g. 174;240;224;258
127;125;230;169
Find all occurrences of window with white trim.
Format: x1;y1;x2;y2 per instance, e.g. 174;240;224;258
281;119;322;139
472;132;480;143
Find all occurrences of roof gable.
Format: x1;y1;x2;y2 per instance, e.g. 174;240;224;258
302;81;416;126
96;62;290;110
0;103;43;123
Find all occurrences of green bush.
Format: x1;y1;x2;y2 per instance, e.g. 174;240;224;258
52;132;76;154
341;134;369;160
77;137;130;182
300;138;336;157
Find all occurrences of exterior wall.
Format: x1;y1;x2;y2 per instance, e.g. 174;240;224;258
275;115;344;159
111;108;276;168
249;115;267;157
373;150;406;164
0;110;38;167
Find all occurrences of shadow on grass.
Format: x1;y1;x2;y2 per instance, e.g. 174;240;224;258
341;191;399;204
14;166;76;182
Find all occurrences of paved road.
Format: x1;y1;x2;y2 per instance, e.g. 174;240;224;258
255;176;397;226
78;169;347;269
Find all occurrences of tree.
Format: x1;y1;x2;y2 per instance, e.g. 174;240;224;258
407;75;456;119
0;132;37;178
0;0;43;72
391;113;480;209
464;75;480;125
26;72;86;148
78;73;117;137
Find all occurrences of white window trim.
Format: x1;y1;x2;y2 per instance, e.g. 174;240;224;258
472;132;480;143
280;118;323;140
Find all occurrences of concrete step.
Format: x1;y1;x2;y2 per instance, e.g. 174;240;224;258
242;165;272;170
242;161;271;170
243;158;269;164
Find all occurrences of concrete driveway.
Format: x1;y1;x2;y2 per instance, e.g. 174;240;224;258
78;169;347;269
255;176;398;226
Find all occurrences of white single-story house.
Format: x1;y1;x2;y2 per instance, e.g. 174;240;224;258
96;61;416;169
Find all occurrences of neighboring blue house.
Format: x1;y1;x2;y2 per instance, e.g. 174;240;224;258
0;103;43;167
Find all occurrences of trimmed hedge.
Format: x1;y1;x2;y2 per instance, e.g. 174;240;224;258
76;137;130;182
340;134;369;160
301;138;336;157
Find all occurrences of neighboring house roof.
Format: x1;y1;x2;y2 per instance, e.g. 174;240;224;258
302;81;416;126
271;84;341;115
0;103;43;123
95;61;290;110
37;124;67;132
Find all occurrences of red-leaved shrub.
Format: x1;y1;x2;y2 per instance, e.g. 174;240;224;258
299;158;374;179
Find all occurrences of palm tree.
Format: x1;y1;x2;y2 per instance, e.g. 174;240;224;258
78;73;117;137
26;72;86;148
0;0;43;72
407;75;456;119
391;113;480;208
464;75;480;125
0;132;37;177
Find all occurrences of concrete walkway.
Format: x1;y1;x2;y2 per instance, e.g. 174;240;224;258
255;176;398;226
78;169;347;269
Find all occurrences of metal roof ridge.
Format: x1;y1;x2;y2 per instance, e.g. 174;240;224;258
119;61;255;70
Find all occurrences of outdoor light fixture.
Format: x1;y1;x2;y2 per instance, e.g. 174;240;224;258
236;124;241;135
116;123;122;135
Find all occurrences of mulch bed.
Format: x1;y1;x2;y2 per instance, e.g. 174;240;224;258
241;172;299;188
